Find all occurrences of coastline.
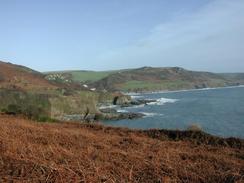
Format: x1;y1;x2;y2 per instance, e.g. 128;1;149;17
110;85;244;138
100;85;244;122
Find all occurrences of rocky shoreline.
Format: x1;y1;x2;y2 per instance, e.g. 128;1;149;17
96;97;157;121
57;96;155;122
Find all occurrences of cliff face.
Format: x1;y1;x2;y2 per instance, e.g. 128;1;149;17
0;115;243;182
0;88;122;121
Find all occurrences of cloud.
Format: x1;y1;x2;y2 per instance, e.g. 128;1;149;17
97;0;244;72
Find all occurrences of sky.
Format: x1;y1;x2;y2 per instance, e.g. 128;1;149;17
0;0;243;72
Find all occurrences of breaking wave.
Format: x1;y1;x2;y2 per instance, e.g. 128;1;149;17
125;104;145;109
147;98;178;105
99;105;117;109
130;95;143;99
141;112;164;117
117;109;129;113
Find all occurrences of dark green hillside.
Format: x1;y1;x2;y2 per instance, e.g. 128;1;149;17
220;73;244;81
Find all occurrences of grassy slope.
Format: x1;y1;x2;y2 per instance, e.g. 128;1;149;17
0;61;57;91
0;115;243;182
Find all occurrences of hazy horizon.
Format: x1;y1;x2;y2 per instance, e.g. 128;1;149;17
1;0;244;72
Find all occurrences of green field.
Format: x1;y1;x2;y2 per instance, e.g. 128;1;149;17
71;71;116;82
45;70;118;82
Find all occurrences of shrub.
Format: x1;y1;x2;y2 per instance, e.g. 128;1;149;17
1;108;6;112
22;105;42;119
37;116;56;123
94;113;104;120
187;124;202;131
6;104;22;115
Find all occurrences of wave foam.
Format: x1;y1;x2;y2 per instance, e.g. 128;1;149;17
126;104;145;109
148;98;178;105
131;95;143;99
117;109;129;113
141;112;163;117
99;105;117;109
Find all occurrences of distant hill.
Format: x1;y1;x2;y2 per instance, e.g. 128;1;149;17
49;67;243;92
45;67;244;92
0;61;57;91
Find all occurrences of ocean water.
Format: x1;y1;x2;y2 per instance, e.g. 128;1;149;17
102;86;244;138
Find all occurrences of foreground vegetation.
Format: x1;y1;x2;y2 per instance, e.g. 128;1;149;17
0;115;243;182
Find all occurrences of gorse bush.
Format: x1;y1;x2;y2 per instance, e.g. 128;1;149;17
6;104;22;115
0;104;51;121
0;89;51;120
36;116;56;123
22;105;42;119
187;124;202;131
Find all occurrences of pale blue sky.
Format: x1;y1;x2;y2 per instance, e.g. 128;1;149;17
0;0;243;72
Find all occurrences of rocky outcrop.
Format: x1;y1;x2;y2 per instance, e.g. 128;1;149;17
99;108;117;113
113;95;131;105
194;83;208;89
96;96;155;121
120;99;157;107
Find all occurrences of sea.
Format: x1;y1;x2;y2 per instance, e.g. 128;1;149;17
102;86;244;138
